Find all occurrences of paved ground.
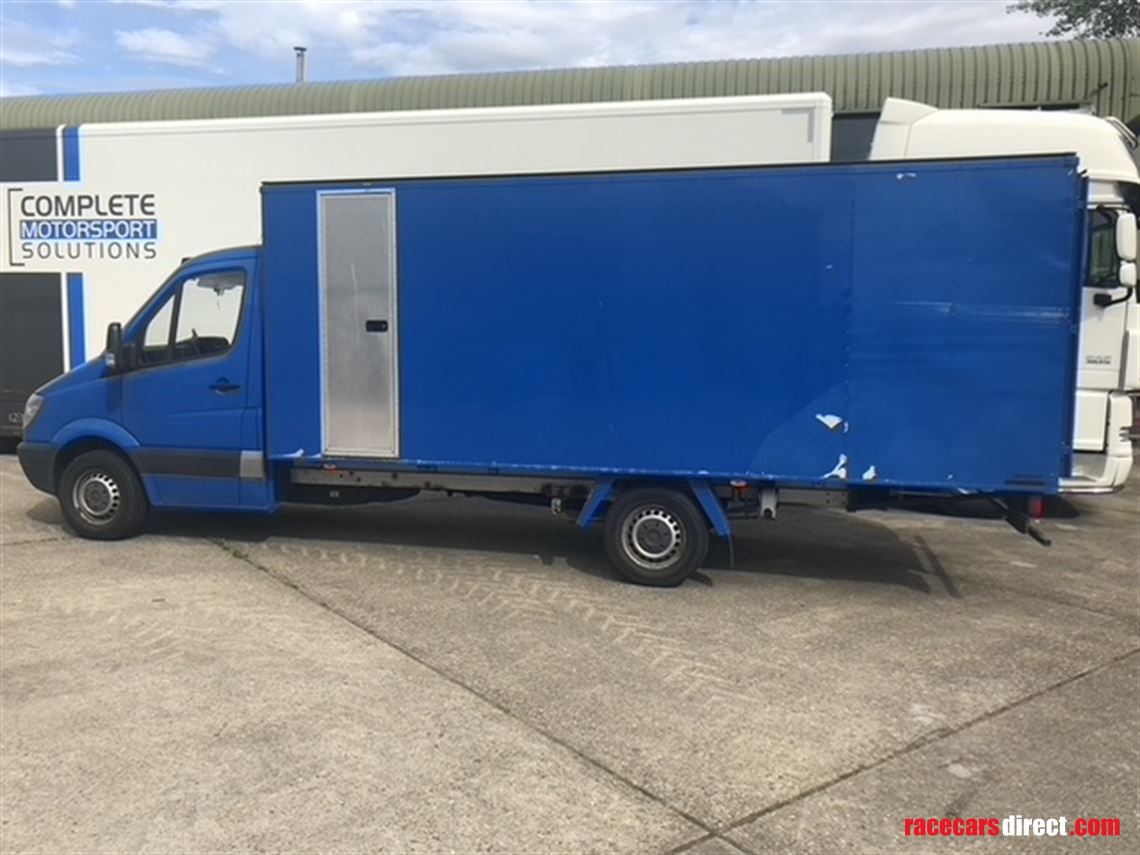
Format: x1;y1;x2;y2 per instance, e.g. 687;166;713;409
1;454;1137;854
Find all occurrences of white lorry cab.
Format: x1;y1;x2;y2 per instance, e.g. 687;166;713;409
871;98;1140;493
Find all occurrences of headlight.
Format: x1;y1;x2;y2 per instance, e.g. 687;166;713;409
22;393;43;430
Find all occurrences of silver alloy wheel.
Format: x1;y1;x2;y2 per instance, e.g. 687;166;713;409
621;506;684;571
71;470;122;527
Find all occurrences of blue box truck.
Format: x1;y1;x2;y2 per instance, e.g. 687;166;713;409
17;155;1086;585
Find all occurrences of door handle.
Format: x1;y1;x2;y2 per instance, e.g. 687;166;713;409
210;378;240;394
365;319;389;333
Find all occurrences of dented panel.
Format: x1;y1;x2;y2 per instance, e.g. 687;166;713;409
844;159;1083;490
261;155;1082;494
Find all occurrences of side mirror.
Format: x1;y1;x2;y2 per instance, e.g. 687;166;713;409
104;322;124;372
1119;261;1137;288
1116;212;1137;262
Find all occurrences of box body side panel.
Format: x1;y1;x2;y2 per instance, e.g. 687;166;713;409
262;187;323;459
846;162;1082;489
262;158;1081;492
397;168;855;480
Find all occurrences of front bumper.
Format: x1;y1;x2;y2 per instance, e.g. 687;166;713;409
1062;393;1136;493
17;441;56;495
1061;451;1133;494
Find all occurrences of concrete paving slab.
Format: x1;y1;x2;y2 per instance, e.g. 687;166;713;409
725;652;1140;853
2;455;1137;853
0;525;701;853
0;464;67;546
855;486;1140;631
680;835;750;855
166;491;1138;828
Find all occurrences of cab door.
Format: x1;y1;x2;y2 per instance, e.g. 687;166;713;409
121;260;258;508
1075;209;1131;451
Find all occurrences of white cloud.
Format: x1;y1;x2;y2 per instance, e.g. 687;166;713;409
110;1;225;9
347;1;682;75
0;19;80;67
115;26;215;68
0;45;79;68
2;0;1063;95
179;0;1059;77
0;79;41;97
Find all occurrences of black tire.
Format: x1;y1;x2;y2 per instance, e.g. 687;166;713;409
58;449;149;540
604;487;710;587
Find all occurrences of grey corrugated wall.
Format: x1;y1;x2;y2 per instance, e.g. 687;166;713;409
1;39;1137;130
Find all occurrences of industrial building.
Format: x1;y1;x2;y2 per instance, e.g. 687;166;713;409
2;38;1138;164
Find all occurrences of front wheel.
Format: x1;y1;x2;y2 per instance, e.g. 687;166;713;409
58;450;149;540
604;487;709;587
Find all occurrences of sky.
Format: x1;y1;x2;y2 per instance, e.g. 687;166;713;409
0;0;1061;99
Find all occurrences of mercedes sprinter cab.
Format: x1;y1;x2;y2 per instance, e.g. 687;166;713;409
18;245;268;537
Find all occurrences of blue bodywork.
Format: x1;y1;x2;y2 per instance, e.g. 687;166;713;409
20;247;273;511
21;156;1085;520
262;156;1084;493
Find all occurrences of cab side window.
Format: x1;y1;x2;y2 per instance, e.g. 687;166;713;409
173;272;246;359
136;271;246;367
139;297;174;366
1088;210;1116;287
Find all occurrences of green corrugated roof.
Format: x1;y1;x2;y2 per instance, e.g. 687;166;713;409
2;38;1137;130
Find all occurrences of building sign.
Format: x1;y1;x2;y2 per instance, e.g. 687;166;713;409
5;189;159;264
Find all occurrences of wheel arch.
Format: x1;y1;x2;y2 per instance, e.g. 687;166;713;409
55;441;151;540
579;477;731;537
50;419;142;493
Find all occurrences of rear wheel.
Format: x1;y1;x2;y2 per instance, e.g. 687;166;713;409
604;487;709;587
58;450;148;540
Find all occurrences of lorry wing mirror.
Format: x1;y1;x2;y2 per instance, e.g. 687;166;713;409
1117;212;1137;262
104;322;124;372
1119;261;1137;288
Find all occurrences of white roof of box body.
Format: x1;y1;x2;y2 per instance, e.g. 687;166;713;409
73;93;834;176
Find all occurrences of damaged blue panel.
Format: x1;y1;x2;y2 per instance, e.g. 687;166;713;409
845;160;1084;490
261;156;1082;494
